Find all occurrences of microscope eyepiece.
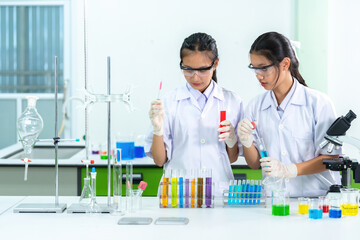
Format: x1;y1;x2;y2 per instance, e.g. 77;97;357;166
345;110;357;123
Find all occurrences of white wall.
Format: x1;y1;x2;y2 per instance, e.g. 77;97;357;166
328;0;360;159
69;0;296;145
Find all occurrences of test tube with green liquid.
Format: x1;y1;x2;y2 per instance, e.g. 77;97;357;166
171;169;178;208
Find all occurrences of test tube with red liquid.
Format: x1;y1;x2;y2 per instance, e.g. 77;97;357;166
220;111;226;134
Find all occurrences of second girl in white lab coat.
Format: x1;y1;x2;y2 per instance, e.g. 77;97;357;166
238;32;341;197
145;32;244;196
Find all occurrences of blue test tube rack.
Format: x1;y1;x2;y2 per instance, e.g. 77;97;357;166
223;179;266;207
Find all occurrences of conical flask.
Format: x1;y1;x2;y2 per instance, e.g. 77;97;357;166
79;177;93;206
17;96;44;155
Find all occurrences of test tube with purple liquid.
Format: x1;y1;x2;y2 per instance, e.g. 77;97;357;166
205;169;212;208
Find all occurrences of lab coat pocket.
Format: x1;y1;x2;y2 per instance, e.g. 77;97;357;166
291;130;315;161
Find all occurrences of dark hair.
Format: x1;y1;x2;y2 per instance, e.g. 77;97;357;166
250;32;307;87
180;32;219;83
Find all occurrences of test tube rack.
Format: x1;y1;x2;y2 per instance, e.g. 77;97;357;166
159;178;215;208
223;180;266;207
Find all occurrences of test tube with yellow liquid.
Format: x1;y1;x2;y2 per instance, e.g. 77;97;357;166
171;169;178;208
340;188;359;216
191;169;196;208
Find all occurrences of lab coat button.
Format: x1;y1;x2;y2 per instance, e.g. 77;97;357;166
201;114;205;119
281;151;286;156
200;139;206;144
279;124;284;130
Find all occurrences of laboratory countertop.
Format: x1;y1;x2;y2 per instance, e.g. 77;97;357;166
0;143;248;167
0;196;359;240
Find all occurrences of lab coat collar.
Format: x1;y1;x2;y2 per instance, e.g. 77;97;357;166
176;80;224;101
261;78;306;111
289;79;306;106
211;81;225;101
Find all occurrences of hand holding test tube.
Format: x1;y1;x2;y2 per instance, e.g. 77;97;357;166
237;119;256;148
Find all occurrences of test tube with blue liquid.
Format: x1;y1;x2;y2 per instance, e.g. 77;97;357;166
228;180;234;205
257;180;262;204
250;180;255;205
179;170;184;208
253;126;282;188
235;180;241;204
245;180;250;204
241;180;246;205
231;180;237;205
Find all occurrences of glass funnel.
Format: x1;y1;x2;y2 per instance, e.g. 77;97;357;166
17;96;44;155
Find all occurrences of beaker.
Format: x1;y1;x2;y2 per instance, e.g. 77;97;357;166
91;143;100;155
17;96;44;155
134;135;146;158
319;196;329;213
340;188;359;216
116;134;135;160
309;198;323;219
298;197;309;215
272;190;290;216
131;189;142;212
329;195;342;218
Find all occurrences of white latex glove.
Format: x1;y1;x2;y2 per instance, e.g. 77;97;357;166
149;100;164;136
218;120;237;148
236;118;255;148
260;157;297;179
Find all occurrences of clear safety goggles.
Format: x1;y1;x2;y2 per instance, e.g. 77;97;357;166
248;63;275;76
180;61;215;77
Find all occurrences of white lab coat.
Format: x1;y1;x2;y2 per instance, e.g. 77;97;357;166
145;81;244;196
245;79;341;197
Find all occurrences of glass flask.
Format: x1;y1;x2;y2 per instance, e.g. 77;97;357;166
17;96;44;155
79;177;93;206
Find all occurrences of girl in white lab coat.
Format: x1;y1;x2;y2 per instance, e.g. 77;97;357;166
238;32;341;197
145;32;244;195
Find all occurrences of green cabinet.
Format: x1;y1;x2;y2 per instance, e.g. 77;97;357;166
81;167;163;196
81;167;360;197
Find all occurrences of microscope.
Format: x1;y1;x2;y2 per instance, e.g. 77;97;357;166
320;110;360;193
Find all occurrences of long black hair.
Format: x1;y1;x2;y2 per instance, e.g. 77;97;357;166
180;32;219;83
250;32;307;86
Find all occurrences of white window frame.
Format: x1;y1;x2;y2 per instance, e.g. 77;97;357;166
0;0;72;140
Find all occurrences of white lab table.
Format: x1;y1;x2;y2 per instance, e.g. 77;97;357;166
0;196;359;240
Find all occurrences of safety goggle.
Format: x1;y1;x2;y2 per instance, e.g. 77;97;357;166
248;63;275;76
180;61;215;77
